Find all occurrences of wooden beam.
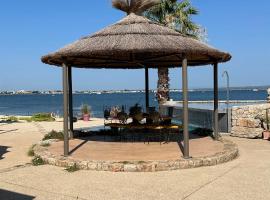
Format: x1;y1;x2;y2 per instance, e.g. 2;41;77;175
213;62;219;140
145;66;149;112
62;63;69;156
182;57;190;159
68;66;74;139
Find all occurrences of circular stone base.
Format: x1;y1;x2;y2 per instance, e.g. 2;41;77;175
33;138;238;172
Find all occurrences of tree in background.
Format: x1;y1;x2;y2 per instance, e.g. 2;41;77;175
144;0;206;104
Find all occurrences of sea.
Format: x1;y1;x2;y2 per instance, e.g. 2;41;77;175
0;89;268;118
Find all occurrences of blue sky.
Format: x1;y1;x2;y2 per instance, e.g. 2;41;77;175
0;0;269;91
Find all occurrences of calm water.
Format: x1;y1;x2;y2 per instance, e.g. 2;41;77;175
0;90;267;117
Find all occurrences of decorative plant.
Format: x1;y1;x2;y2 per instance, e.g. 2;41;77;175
81;104;91;115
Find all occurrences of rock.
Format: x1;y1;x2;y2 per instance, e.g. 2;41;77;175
124;164;137;172
88;162;97;170
78;161;89;170
231;103;270;139
110;163;123;172
231;127;263;138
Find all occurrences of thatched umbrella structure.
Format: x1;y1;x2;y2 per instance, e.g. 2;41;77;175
42;0;231;158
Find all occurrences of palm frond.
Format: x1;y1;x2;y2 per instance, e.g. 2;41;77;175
112;0;161;15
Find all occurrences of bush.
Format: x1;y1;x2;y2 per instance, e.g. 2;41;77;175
19;117;32;122
81;104;91;115
65;163;80;172
31;113;55;122
32;156;45;166
6;116;18;122
27;144;36;157
43;130;64;141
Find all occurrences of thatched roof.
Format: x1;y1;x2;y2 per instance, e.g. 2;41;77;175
41;4;231;68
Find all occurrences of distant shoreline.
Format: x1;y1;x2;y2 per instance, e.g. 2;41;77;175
0;87;268;96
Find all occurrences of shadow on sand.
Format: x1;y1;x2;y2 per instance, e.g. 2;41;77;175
0;145;10;160
0;189;35;200
70;128;211;156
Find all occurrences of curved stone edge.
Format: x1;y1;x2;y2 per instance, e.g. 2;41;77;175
33;138;238;172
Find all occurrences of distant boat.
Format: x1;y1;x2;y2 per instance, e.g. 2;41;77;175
253;89;259;92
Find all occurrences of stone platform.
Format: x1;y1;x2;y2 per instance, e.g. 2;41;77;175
34;135;238;172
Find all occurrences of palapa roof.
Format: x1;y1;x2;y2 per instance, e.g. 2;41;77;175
41;1;231;69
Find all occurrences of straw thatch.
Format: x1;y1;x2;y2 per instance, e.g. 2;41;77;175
41;2;231;69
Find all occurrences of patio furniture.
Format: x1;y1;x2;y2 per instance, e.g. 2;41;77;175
104;122;182;144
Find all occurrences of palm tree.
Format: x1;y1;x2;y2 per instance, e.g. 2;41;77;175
144;0;204;104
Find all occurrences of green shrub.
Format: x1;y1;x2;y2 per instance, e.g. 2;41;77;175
43;130;64;141
32;156;45;166
6;116;18;122
65;163;80;172
27;144;36;157
81;104;91;115
19;117;32;122
31;113;55;122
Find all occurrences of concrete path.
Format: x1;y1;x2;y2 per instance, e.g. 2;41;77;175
0;121;270;200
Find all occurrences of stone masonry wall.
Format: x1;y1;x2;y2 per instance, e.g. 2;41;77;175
231;103;270;138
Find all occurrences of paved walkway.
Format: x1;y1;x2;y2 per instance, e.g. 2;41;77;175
0;121;270;200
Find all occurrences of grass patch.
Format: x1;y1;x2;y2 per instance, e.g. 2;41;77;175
18;113;55;122
6;116;19;122
43;130;64;141
19;117;32;122
31;113;55;122
65;163;80;172
32;156;45;166
27;144;36;157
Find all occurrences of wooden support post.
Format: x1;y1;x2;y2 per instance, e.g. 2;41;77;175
62;63;69;156
213;62;219;140
182;58;190;159
68;66;74;139
145;66;149;112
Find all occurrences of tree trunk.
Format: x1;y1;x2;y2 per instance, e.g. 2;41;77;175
156;67;170;105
